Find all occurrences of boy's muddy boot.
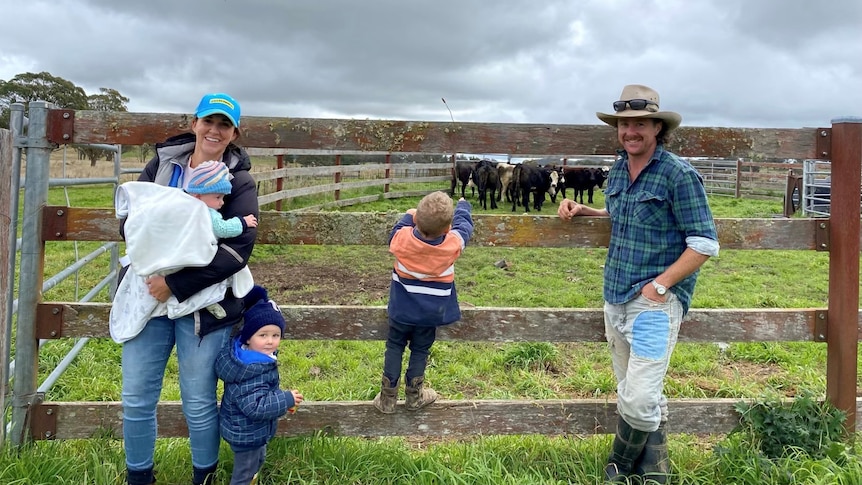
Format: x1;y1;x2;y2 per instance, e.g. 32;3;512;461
405;376;438;411
605;417;649;484
633;424;669;484
372;376;398;414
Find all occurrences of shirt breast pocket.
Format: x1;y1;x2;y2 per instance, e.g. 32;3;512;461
634;191;669;227
604;185;622;215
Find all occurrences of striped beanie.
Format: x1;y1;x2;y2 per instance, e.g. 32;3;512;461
186;160;232;195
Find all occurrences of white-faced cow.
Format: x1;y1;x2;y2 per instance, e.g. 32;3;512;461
450;160;478;199
511;163;559;212
545;166;563;205
560;166;609;205
472;159;499;210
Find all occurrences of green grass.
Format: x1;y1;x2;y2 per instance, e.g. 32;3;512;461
5;432;862;484
4;182;861;484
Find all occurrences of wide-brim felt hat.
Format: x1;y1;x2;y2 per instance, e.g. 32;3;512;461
596;84;682;134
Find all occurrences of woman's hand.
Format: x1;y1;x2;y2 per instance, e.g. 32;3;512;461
145;275;172;302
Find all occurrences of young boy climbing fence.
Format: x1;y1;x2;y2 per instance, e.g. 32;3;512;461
372;191;474;413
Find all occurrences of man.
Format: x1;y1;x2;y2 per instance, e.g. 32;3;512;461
558;85;719;484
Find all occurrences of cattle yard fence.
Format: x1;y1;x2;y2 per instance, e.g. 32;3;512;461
249;154;803;212
246;148;453;212
1;104;861;447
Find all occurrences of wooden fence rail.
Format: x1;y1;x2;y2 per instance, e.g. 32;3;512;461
39;302;843;343
6;106;861;443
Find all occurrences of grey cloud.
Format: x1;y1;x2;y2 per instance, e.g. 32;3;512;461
0;0;859;129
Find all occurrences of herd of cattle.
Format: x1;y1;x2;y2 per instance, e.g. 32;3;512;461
450;159;610;212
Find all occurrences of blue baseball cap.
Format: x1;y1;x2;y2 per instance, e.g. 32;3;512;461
194;93;241;127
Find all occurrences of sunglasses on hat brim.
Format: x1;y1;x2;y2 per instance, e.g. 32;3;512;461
612;99;659;113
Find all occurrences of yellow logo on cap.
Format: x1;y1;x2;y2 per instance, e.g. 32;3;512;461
210;98;235;110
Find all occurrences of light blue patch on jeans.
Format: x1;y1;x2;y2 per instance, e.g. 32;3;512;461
631;309;670;360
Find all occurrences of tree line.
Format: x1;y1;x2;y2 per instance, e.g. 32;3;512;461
0;71;130;166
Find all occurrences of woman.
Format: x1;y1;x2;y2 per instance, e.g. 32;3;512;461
121;93;258;485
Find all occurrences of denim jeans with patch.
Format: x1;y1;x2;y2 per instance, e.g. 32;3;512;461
121;314;231;472
604;293;683;432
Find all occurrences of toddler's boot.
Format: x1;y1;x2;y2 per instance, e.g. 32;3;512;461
405;376;438;411
192;462;218;485
372;376;398;414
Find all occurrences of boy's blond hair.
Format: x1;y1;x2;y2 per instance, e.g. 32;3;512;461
414;191;454;238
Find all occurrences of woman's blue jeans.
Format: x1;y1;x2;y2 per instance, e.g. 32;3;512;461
122;314;231;472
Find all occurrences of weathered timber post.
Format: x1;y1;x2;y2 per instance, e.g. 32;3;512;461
449;154;456;196
826;117;862;431
735;158;742;198
334;154;341;201
10;102;53;446
275;154;284;211
783;171;803;218
384;153;391;194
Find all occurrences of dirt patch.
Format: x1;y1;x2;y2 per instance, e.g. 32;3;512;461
248;260;390;305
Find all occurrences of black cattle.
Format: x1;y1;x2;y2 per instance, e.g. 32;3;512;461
511;163;556;212
472;159;499;210
560;166;609;204
450;161;478;199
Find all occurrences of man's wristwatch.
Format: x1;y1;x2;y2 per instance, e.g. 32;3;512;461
652;280;668;296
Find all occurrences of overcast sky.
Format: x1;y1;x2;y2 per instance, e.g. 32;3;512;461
1;0;860;129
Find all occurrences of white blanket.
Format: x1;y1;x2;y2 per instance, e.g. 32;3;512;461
110;182;253;343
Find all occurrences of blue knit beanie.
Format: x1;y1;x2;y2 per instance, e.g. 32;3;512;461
186;160;232;195
240;286;286;344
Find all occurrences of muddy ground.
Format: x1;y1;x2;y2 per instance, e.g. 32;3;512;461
248;260;390;305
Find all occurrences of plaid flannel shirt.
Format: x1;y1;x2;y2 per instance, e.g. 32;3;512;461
603;146;718;314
